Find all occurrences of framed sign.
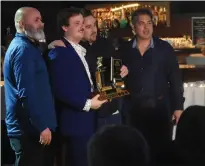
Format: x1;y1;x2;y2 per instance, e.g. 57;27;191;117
192;17;205;46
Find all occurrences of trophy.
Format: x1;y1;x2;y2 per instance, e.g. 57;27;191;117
94;56;129;101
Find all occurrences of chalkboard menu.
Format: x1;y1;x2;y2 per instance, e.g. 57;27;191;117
192;17;205;45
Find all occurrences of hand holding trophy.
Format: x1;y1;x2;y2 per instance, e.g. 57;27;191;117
93;56;129;102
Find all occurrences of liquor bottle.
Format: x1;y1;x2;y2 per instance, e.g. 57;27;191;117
153;6;159;26
159;7;164;25
162;7;167;26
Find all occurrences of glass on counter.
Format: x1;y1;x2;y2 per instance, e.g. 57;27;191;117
161;36;195;49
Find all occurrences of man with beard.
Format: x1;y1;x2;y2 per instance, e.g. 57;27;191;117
48;7;107;166
120;8;184;165
3;7;57;166
49;9;128;130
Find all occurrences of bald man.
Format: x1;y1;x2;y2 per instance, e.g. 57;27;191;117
4;7;57;166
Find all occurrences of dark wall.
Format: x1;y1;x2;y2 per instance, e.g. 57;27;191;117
154;13;205;38
154;15;192;38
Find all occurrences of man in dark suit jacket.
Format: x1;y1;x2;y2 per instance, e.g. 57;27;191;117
48;9;129;130
48;7;106;166
119;8;184;165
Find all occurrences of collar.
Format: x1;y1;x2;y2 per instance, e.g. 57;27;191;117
15;32;27;38
79;41;90;49
15;32;40;47
80;40;94;48
132;37;154;49
64;37;86;56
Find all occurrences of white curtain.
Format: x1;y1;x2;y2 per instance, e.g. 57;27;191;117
183;81;205;109
172;81;205;140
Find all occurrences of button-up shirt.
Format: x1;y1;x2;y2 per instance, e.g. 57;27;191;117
132;37;154;50
64;38;94;91
64;38;93;111
129;38;155;98
121;37;184;111
4;33;57;136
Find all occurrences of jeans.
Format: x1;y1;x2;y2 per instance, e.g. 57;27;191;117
9;133;56;166
97;111;122;130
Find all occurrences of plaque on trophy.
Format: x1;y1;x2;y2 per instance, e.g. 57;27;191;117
111;57;124;81
94;56;129;101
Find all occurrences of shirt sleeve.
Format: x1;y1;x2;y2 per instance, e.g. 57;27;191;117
83;99;91;112
13;46;48;133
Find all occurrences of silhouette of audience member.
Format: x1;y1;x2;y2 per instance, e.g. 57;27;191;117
87;124;150;166
175;105;205;165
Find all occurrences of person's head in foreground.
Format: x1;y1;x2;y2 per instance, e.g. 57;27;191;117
87;124;150;166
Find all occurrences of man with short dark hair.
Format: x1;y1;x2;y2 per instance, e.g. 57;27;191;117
88;124;150;166
80;9;128;129
49;9;129;130
48;7;107;166
120;8;184;164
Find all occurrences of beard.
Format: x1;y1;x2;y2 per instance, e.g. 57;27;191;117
88;32;97;42
24;24;45;41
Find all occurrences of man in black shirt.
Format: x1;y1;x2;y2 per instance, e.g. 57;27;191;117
120;8;184;165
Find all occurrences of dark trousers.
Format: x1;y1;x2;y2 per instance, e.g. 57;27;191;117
9;133;56;166
127;98;173;165
54;130;63;166
62;134;92;166
97;112;122;130
2;121;15;164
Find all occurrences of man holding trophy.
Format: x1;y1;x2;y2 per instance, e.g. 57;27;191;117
47;8;107;166
49;9;129;130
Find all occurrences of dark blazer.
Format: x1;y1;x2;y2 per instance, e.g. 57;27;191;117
48;38;96;136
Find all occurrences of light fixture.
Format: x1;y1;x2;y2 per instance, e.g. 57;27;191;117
111;3;140;12
184;82;205;88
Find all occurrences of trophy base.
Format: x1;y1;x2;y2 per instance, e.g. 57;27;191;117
92;88;129;102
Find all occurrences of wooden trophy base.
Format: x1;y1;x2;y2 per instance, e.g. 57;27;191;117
92;88;129;102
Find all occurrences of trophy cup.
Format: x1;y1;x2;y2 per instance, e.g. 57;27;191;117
94;56;129;101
